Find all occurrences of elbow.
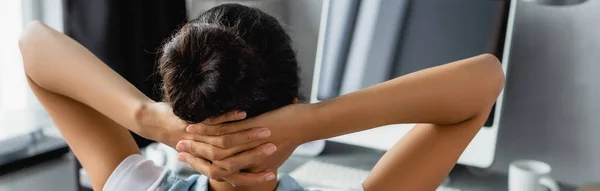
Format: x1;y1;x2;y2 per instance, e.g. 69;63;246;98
479;53;505;104
453;54;505;125
470;54;505;121
19;21;47;78
19;21;45;51
19;36;35;80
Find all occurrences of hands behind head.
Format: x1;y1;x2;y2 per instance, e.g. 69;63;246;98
174;103;316;187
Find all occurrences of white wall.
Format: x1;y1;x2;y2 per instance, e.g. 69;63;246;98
285;0;323;100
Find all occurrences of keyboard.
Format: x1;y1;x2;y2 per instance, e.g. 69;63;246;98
289;160;461;191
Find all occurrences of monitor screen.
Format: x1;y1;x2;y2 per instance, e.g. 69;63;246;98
390;0;510;127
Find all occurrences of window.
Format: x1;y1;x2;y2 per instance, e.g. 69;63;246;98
0;0;62;141
0;0;33;140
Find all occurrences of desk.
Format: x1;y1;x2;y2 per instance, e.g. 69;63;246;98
282;141;577;191
0;155;75;191
0;141;578;191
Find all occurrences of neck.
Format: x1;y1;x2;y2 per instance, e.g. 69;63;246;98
208;171;278;191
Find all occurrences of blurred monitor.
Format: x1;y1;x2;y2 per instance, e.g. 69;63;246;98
311;0;516;168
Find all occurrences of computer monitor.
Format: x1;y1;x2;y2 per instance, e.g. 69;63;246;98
310;0;516;168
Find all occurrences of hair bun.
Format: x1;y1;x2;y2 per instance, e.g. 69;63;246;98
159;22;261;122
159;4;299;123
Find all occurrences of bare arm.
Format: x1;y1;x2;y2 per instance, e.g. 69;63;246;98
362;110;493;191
306;54;503;140
310;54;504;190
19;21;152;190
19;22;247;147
19;21;165;139
19;21;272;190
26;75;140;191
182;54;504;190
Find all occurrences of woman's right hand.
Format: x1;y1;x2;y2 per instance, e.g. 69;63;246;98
177;103;318;186
138;102;280;183
136;102;265;148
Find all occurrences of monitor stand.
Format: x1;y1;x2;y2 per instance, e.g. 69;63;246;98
0;129;69;175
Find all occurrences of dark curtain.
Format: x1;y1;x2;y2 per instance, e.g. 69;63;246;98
63;1;187;190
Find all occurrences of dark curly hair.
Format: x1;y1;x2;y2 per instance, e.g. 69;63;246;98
158;3;299;123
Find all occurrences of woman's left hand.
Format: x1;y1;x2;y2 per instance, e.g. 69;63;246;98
135;102;278;183
137;102;271;150
177;103;317;186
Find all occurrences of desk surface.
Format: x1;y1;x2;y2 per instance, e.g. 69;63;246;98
0;141;578;191
282;141;577;191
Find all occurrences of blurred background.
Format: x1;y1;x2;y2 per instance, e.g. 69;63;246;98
0;0;599;190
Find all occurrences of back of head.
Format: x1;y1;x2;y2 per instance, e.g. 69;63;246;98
158;4;299;123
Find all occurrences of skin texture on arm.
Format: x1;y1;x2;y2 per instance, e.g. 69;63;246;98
26;76;140;191
19;21;148;190
307;54;504;140
19;19;501;191
181;54;504;190
19;22;155;136
19;21;274;190
19;21;256;149
362;109;494;191
309;54;504;190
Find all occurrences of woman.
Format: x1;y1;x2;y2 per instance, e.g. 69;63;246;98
19;4;504;191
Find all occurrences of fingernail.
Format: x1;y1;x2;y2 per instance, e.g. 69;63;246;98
176;141;186;151
177;153;187;162
265;173;276;181
237;111;247;119
265;145;277;155
256;129;271;139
